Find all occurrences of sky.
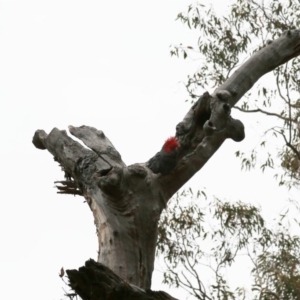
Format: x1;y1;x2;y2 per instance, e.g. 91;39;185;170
0;1;298;300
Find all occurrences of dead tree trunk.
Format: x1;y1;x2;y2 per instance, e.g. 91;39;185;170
32;30;300;299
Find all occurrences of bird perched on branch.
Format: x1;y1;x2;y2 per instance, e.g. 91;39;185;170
147;137;179;175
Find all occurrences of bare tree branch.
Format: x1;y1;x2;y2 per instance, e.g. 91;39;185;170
234;106;291;122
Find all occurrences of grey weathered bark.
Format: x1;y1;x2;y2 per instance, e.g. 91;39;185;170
32;30;300;299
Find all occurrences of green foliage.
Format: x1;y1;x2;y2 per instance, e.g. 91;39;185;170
252;229;300;299
157;190;300;300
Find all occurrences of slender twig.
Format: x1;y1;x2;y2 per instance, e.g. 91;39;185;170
167;269;192;295
284;63;292;143
276;71;289;105
182;242;206;294
274;129;300;160
234;106;291;122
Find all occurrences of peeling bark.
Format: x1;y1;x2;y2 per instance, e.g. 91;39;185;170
32;30;300;299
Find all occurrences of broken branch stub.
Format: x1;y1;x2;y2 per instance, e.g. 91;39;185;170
176;90;244;151
159;90;245;199
67;259;179;300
